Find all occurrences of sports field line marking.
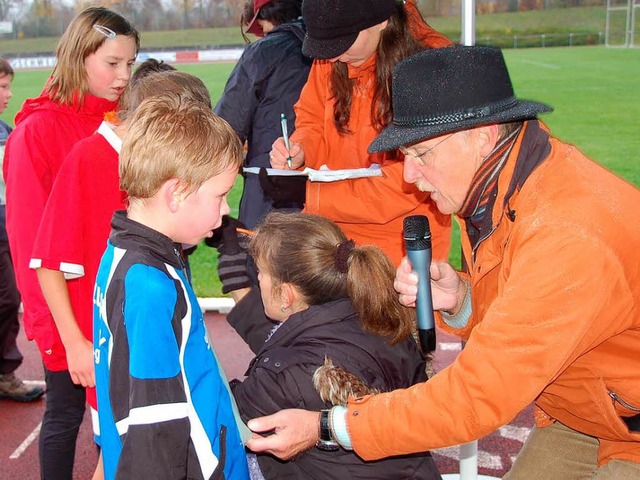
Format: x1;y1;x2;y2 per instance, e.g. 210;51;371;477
23;380;46;387
518;59;561;69
433;445;503;470
499;425;531;443
10;421;41;459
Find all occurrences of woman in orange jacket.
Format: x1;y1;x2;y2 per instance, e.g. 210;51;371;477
269;0;451;266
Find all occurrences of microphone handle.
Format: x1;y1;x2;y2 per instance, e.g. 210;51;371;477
418;328;436;355
406;248;436;353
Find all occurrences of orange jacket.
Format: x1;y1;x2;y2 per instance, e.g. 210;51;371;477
292;16;452;265
346;123;640;465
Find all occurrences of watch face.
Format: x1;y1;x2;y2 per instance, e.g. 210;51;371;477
315;440;340;452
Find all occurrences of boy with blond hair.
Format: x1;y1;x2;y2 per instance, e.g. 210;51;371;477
93;92;250;480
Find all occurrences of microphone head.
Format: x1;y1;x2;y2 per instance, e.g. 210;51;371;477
403;215;431;250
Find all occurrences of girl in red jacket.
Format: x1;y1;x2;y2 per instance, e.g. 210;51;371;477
3;7;139;479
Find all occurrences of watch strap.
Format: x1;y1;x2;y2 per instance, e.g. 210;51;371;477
316;409;339;451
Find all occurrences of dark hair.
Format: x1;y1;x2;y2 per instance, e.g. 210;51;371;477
241;0;256;43
258;0;302;26
241;0;302;43
331;3;424;134
120;70;212;122
117;58;177;112
251;212;415;344
0;57;14;77
131;58;176;87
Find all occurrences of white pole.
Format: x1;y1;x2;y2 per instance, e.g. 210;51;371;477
456;4;498;480
461;0;476;46
460;4;478;478
459;442;478;479
462;2;477;475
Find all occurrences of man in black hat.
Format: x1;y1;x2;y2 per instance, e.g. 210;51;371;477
246;45;640;478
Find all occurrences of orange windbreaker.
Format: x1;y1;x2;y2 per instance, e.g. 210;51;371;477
291;12;452;265
345;124;640;466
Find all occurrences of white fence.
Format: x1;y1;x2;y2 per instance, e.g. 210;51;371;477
8;31;615;71
9;47;244;70
475;31;605;48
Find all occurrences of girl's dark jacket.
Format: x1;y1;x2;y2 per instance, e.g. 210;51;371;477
228;288;442;479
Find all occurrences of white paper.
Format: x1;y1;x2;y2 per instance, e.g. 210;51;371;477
243;164;383;183
243;167;306;177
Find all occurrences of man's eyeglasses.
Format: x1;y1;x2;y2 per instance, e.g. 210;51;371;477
400;133;455;166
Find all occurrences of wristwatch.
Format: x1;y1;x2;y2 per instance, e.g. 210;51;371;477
316;409;340;452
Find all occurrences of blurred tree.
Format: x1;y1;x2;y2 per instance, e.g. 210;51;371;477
0;0;23;21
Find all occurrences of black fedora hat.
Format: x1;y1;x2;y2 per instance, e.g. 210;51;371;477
302;0;396;59
369;45;553;153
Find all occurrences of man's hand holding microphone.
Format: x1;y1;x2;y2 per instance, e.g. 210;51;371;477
399;215;469;355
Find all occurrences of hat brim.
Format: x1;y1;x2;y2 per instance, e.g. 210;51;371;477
302;31;358;59
244;11;263;36
369;100;553;153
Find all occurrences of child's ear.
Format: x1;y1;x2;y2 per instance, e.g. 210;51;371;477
280;282;297;309
163;178;184;213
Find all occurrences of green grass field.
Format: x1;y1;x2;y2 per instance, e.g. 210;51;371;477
2;46;638;296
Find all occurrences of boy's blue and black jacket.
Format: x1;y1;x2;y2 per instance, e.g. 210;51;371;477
93;210;249;480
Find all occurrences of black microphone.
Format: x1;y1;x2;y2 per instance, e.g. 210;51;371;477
403;215;436;354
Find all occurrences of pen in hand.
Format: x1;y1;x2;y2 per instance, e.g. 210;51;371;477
280;113;293;169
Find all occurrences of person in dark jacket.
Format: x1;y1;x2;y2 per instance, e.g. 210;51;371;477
228;212;441;480
211;0;312;300
214;0;311;230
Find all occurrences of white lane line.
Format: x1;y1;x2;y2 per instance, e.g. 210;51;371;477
23;380;46;387
439;342;462;351
10;421;41;459
433;445;503;470
517;59;561;69
499;425;531;443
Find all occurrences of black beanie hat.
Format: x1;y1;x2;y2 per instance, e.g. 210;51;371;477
302;0;396;59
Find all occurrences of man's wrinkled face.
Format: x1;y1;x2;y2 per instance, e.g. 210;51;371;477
401;130;483;215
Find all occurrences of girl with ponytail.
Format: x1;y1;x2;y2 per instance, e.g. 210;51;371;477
229;212;441;479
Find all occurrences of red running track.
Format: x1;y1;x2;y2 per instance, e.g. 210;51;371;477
0;312;532;478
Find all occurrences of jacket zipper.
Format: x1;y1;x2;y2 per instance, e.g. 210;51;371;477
173;247;188;280
609;390;640;412
471;224;497;265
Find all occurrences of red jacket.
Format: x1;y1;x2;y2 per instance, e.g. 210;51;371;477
292;13;452;265
346;123;640;466
3;89;117;371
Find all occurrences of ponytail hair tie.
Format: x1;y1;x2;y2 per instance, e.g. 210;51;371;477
334;239;355;274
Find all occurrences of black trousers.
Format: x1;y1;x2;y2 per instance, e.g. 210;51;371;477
40;368;86;480
0;237;22;375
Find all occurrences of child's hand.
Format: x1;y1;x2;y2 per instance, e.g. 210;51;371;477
66;337;96;387
205;216;252;294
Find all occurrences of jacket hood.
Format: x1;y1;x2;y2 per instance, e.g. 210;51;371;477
270;18;306;44
14;84;118;126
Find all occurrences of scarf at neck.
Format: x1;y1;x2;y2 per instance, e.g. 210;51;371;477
458;120;551;255
458;127;521;220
